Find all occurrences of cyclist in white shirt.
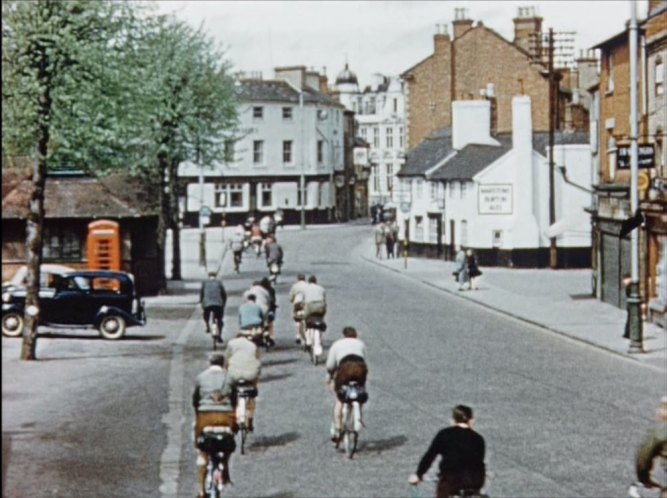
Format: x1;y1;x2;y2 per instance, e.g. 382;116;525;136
289;274;308;344
303;275;326;321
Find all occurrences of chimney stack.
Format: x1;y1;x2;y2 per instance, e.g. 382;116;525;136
452;8;474;39
513;6;543;54
434;23;451;53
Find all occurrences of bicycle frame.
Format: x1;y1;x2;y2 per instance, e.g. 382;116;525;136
205;453;226;498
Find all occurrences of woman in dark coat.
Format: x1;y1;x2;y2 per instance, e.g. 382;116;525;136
466;249;482;290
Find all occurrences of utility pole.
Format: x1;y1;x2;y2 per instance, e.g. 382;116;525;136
548;27;558;269
299;91;306;230
627;0;643;353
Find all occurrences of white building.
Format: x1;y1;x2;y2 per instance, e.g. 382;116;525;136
396;95;592;268
178;66;345;226
332;64;406;206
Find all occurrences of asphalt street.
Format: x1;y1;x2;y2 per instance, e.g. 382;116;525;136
2;223;665;498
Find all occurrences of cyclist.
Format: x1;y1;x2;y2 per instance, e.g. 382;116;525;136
200;272;227;340
289;274;308;344
259;277;277;346
259;213;275;238
265;234;284;271
408;405;486;498
192;352;237;496
303;275;327;322
635;396;667;497
224;331;261;432
250;221;263;257
238;294;264;340
325;326;368;443
229;225;245;273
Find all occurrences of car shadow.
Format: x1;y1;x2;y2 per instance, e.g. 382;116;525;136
247;432;299;452
358;435;408;454
36;350;172;362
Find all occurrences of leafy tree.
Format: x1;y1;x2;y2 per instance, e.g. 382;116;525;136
2;0;143;359
130;15;239;280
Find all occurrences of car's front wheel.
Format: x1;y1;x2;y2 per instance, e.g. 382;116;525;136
2;312;25;337
98;315;126;340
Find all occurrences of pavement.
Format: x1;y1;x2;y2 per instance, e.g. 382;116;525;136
362;244;667;371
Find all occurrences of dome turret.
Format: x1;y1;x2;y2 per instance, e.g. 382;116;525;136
335;63;358;85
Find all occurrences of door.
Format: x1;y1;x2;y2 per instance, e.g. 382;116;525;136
449;220;456;261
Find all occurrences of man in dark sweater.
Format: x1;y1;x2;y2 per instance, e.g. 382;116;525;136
409;405;486;498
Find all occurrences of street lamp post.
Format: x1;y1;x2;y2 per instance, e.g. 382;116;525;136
300;91;306;230
627;0;643;353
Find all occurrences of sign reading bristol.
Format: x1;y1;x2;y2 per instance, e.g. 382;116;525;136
478;184;513;215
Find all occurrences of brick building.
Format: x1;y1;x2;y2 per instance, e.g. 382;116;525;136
401;7;591;151
588;0;666;329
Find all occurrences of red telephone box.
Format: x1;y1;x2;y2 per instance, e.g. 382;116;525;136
87;220;121;271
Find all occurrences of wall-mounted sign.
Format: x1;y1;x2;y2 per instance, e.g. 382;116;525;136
478;184;513;215
617;144;655;169
353;147;368;166
399;202;411;214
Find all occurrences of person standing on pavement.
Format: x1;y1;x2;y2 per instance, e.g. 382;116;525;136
466;249;482;290
454;246;469;291
375;222;387;259
634;396;667;497
409;405;486;498
200;272;227;338
390;221;400;257
386;225;395;259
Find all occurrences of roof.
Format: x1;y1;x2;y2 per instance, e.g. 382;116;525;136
397;128;453;177
2;173;158;220
592;29;628;50
335;63;358;85
429;135;513;181
237;79;344;108
532;131;590;156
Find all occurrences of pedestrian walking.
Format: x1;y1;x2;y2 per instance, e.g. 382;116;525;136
634;396;667;497
454;246;469;291
386;228;395;259
375;222;387;259
466;249;482;290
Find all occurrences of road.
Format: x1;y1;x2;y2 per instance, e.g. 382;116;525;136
2;223;665;497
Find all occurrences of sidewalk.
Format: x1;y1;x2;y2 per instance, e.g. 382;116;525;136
362;249;666;371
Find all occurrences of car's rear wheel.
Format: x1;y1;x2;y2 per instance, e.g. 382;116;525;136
98;315;126;340
2;312;24;337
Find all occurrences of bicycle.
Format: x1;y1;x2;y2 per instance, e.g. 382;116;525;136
233;251;242;274
335;381;367;459
196;425;236;498
207;314;223;351
234;379;258;455
303;314;326;365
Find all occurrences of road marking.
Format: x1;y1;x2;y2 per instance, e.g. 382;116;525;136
159;306;199;498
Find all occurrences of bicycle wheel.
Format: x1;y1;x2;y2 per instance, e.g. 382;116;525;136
310;330;319;365
343;403;358;458
240;426;248;455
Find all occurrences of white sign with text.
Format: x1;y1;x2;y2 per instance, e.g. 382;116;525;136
478;184;513;215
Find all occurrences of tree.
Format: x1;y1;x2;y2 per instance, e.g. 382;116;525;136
129;16;238;281
2;0;143;359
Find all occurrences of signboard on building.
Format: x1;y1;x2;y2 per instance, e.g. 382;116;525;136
617;144;655;169
478;184;513;215
353;147;369;166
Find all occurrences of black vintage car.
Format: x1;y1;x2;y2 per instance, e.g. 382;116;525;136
1;270;146;340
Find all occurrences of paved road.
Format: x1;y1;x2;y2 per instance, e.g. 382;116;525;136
3;223;665;497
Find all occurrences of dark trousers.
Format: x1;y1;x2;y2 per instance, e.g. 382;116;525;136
203;305;223;328
436;470;485;498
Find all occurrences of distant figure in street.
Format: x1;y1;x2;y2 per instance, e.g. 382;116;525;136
454;246;469;291
370;203;379;224
375;223;387;259
289;274;308;344
274;208;284;229
408;405;486;498
634;396;667;497
303;275;327;321
622;273;632;339
466;249;482;290
238;294;264;335
259;214;275;238
385;226;395;259
229;225;245;273
390;221;400;256
200;272;227;336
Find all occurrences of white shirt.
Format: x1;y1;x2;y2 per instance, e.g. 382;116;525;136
303;283;326;303
289;280;309;304
326;337;366;373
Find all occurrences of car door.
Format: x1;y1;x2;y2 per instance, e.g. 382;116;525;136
48;276;93;325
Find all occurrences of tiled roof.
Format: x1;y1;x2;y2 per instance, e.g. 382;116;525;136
532;131;590;156
2;173;157;219
397;128;453;177
237;80;344;108
429;135;513;181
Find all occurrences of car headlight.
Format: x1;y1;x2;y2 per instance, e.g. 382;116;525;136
2;292;10;303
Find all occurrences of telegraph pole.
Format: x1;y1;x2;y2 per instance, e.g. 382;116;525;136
548;27;558;269
627;0;643;353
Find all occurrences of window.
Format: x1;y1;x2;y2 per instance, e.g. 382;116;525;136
360;126;367;138
656;56;664;96
461;182;467;199
386;164;393;191
430;182;438;200
386;127;393;148
253;140;264;164
370;97;376;114
606;53;614;92
224;139;234;163
373;165;380;192
492;230;503;247
428;214;440;243
260;183;272;207
215;183;244;208
399;127;404;148
393;98;398;113
317;140;324;163
282;107;293;120
450;181;458;198
417;179;424;198
357;97;363;114
43;226;83;261
297;182;308;206
415;216;424;242
461;220;468;247
373;127;379;148
283;140;293;163
252;106;263;119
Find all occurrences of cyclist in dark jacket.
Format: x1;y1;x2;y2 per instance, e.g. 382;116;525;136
200;272;227;335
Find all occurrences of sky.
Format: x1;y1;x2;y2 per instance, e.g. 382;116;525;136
155;1;649;86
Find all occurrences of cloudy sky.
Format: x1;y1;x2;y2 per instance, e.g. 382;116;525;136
156;1;647;85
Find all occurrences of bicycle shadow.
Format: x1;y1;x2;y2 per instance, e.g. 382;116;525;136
260;372;292;383
358;435;408;454
247;432;300;452
262;358;299;367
